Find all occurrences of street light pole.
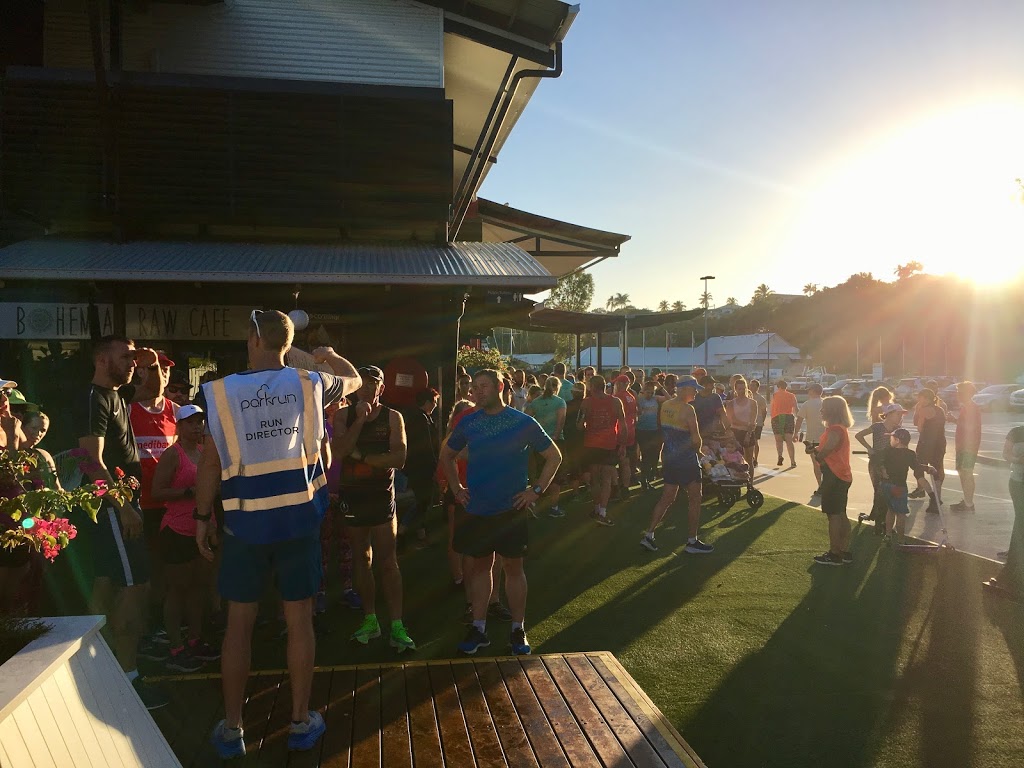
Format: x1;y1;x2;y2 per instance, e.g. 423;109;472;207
700;275;715;369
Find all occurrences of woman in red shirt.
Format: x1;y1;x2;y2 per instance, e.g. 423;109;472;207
812;396;855;566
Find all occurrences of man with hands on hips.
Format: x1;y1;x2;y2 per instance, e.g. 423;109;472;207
440;368;561;658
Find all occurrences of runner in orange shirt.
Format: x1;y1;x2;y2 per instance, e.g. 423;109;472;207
770;380;799;468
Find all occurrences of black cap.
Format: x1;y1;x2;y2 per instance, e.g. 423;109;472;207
699;375;717;386
358;365;384;381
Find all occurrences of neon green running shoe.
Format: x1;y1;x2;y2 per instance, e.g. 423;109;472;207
389;622;416;653
350;615;381;645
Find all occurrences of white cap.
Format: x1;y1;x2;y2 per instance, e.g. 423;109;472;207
881;403;906;415
0;379;17;390
175;404;205;422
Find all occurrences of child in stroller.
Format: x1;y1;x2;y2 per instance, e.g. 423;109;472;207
700;437;764;508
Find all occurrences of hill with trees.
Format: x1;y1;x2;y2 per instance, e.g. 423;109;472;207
512;269;1023;381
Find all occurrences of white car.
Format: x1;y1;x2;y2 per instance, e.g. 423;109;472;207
972;384;1019;411
1010;388;1024;412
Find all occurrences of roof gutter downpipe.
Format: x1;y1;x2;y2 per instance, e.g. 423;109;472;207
451;41;563;237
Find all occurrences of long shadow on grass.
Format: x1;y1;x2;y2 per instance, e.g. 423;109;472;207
886;551;985;768
533;500;798;652
684;529;929;768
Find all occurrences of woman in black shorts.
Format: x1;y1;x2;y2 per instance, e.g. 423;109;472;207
150;406;220;670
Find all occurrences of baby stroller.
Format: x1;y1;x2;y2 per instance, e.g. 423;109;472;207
700;454;764;510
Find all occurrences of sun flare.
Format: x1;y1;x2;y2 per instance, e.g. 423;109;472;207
786;101;1024;285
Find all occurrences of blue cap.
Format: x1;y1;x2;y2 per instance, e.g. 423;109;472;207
677;375;699;389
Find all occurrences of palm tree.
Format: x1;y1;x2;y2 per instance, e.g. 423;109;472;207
605;293;630;311
802;283;818;296
671;300;685;312
725;297;738;306
658;300;669;312
751;283;773;304
699;292;712;310
894;261;923;280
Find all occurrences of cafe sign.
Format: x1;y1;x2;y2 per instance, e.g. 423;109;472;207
0;303;115;339
126;305;252;341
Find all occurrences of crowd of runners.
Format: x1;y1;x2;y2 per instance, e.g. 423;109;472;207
1;309;1022;758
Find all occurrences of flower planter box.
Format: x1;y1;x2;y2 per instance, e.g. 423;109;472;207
0;615;181;767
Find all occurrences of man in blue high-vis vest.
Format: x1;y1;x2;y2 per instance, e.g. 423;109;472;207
196;310;360;759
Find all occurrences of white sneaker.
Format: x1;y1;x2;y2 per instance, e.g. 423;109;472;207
640;534;658;552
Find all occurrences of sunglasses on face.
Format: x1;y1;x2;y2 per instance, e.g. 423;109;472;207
166;386;189;394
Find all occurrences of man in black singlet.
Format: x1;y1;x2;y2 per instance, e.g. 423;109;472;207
333;366;415;652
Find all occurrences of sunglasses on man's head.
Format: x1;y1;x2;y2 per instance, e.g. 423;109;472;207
250;309;262;339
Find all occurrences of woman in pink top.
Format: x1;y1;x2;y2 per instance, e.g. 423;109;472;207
150;405;220;671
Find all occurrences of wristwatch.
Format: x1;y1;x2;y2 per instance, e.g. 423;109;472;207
531;485;544;495
192;509;212;521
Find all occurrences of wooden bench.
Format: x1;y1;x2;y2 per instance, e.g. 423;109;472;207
153;651;706;767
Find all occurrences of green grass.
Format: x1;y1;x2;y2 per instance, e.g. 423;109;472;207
244;492;1024;768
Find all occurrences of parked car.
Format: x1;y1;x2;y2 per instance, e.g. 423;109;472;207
1010;388;1024;412
894;377;925;406
972;384;1019;412
841;379;873;404
787;377;814;396
823;379;854;397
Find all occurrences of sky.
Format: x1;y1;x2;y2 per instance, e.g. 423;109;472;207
479;0;1024;311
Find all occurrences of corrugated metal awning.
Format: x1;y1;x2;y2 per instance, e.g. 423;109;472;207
0;239;556;290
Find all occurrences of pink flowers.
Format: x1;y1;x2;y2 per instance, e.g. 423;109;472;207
26;517;78;562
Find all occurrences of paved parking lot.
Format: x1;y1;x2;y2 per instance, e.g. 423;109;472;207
751;406;1021;561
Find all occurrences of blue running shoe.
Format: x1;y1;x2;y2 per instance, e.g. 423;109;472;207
457;627;490;655
341;588;363;611
509;628;532;655
210;720;246;759
288;710;326;751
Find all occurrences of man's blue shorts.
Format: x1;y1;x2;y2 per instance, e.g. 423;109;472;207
663;452;702;487
218;532;321;603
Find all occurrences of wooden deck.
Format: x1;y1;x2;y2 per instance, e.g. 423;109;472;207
152;651;706;767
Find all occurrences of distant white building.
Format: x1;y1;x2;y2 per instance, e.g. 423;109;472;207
512;353;563;370
577;333;804;376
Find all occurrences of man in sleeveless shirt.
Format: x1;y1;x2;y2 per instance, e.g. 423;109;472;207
130;348;179;645
196;311;360;758
333;365;416;653
641;376;714;553
578;375;627;526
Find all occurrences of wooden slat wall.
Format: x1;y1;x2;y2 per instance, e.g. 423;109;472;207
0;634;181;768
1;70;453;240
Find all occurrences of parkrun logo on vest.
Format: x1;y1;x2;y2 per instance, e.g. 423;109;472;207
241;384;301;441
240;383;298;412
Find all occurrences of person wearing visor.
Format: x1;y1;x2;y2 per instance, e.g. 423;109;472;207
150;404;220;673
198;309;360;758
332;365;416;654
0;379;27;449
